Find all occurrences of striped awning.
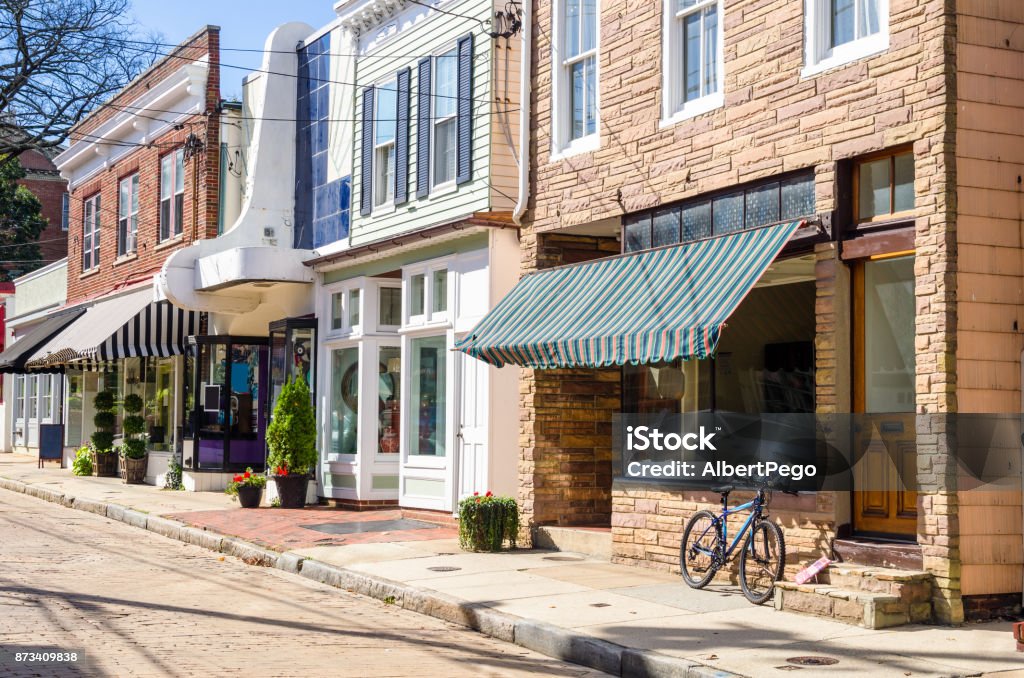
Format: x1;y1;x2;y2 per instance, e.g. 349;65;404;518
0;308;85;374
25;287;200;369
455;220;801;369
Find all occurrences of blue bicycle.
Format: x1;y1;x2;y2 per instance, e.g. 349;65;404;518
679;485;787;604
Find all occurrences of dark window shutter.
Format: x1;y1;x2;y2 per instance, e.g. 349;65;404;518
395;68;411;205
456;33;474;185
416;57;431;199
360;86;375;216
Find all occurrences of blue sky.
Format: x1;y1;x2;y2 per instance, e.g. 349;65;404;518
129;1;338;98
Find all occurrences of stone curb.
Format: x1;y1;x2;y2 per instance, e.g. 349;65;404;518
0;479;741;678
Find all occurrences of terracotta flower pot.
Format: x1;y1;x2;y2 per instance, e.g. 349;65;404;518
273;474;308;509
236;484;263;509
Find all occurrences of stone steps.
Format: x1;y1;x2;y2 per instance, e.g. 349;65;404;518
535;526;612;560
775;564;933;629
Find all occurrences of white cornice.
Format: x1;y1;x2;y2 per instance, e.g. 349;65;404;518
337;0;410;37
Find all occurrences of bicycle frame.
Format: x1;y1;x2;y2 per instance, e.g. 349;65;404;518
692;491;766;564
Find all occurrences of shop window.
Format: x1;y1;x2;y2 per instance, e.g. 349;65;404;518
118;173;139;256
664;0;723;123
143;357;175;451
623;172;815;253
409;335;447;456
855;149;914;223
65;372;83;447
379;286;402;328
378;346;401;454
330;347;359;455
804;0;888;75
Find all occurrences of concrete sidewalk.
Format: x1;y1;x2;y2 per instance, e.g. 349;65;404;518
2;453;1021;678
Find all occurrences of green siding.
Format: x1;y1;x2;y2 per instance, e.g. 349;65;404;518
327;473;357;489
404;477;446;498
352;0;494;246
371;475;400;490
321;232;488;283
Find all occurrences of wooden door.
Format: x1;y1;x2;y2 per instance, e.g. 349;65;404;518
852;256;918;538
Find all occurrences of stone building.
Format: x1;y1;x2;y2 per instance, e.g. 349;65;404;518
457;0;1024;624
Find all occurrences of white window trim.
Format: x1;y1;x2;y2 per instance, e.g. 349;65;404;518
401;258;453;330
430;43;459;192
323;278;367;340
372;78;398;212
661;0;724;127
802;0;889;78
118;173;139;257
82;192;101;271
550;0;601;161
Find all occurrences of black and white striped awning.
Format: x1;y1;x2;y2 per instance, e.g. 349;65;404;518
25;287;200;369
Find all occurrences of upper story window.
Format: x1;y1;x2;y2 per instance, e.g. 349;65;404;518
374;80;397;208
118;173;139;257
804;0;888;75
405;262;450;326
552;0;599;156
60;193;69;231
160;148;185;241
82;193;101;271
432;48;458;187
623;171;815;252
664;0;723;123
379;285;402;329
855;148;914;223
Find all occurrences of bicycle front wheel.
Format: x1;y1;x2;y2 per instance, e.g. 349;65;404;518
680;510;720;589
738;519;786;604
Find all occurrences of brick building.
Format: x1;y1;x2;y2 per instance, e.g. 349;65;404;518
16;148;68;265
15;26;225;480
455;0;1024;624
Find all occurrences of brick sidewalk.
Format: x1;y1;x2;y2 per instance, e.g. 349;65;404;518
166;506;459;551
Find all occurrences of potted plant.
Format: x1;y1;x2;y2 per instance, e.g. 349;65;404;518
266;376;317;508
71;445;93;476
120;393;147;484
226;468;266;508
458;492;520;552
91;390;119;477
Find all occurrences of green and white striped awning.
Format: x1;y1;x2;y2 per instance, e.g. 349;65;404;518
455;220;801;369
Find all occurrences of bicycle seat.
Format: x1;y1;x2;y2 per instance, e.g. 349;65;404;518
711;485;734;495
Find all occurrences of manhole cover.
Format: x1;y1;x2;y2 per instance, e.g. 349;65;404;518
542;555;585;562
786;657;839;666
426;566;462;572
589;603;611;608
299;519;440;535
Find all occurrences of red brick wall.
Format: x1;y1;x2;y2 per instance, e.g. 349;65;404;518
15;149;68;266
65;27;220;305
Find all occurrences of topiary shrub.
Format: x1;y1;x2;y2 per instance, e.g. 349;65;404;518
120;390;147;460
91;390;117;454
266;376;317;476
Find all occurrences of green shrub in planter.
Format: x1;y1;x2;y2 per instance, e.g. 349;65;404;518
91;390;117;454
71;446;93;476
90;430;114;453
458;492;520;552
123;393;144;413
121;438;147;460
93;410;115;431
93;390;114;411
266;376;317;475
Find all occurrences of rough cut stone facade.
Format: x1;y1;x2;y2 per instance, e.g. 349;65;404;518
519;0;976;623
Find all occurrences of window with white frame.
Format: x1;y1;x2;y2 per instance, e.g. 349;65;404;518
374;80;398;207
118;173;139;257
554;0;598;153
405;263;449;326
665;0;722;120
160;148;185;241
14;375;24;420
82;192;101;271
331;291;344;331
805;0;888;74
432;47;458;187
378;285;402;329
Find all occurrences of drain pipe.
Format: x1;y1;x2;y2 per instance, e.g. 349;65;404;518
512;0;531;225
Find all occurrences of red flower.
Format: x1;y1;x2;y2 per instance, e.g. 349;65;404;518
475;497;481;503
244;471;251;478
485;491;493;497
275;466;289;476
473;492;479;496
233;475;243;483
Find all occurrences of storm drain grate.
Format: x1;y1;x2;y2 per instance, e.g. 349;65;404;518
542;555;585;562
589;603;611;608
786;657;839;667
426;566;462;572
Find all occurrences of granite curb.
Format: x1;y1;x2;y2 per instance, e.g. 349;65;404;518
0;477;741;678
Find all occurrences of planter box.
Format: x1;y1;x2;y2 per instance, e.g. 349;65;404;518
265;477;318;507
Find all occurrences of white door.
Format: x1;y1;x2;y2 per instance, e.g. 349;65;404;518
456;354;489;501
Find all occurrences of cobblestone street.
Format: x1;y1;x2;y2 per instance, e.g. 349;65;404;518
0;490;602;677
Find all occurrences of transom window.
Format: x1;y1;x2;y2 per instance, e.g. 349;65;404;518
432;48;458;187
805;0;888;74
118;173;139;257
855;149;914;222
374;80;397;207
82;192;101;271
623;172;815;252
554;0;598;151
160;148;184;241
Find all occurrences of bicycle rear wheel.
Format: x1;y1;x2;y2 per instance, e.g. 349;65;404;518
680;510;720;589
738;519;786;604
